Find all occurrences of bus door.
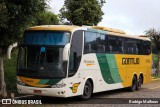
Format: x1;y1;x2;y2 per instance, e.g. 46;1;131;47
67;30;83;95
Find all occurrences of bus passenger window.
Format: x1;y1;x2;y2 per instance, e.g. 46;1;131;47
108;36;117;53
84;44;91;53
136;40;143;55
143;41;151;55
84;32;97;53
117;37;125;54
96;34;105;53
124;39;138;54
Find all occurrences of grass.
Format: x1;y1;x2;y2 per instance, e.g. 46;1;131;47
3;49;18;93
153;75;160;79
152;53;158;67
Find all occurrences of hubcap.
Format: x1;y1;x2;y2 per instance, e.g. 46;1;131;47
84;85;90;96
138;78;142;88
133;78;136;89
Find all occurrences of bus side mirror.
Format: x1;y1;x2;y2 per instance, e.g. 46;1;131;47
63;43;70;61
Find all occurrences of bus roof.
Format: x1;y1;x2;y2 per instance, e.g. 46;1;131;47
106;32;151;41
92;26;126;34
91;26;150;41
26;25;80;32
26;25;151;41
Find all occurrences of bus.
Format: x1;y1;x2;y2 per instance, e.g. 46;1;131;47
17;25;152;100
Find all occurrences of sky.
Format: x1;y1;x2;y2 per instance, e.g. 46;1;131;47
48;0;160;35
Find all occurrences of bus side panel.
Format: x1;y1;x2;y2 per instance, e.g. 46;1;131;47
115;54;152;88
76;53;151;94
143;54;152;84
79;54;124;93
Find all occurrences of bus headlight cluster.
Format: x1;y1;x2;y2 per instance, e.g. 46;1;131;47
17;80;25;86
51;83;66;88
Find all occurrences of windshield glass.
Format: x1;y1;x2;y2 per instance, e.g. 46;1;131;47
17;31;70;78
23;31;70;45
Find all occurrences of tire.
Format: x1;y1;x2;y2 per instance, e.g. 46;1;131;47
129;76;137;92
136;76;142;90
80;80;92;100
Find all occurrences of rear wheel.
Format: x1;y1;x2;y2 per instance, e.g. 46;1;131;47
129;76;137;92
80;80;92;100
136;76;142;90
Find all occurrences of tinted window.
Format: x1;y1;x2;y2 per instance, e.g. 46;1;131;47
136;40;143;54
23;31;70;46
18;46;66;78
143;41;151;55
124;39;138;54
97;34;106;53
69;31;83;77
84;31;151;55
117;37;126;54
108;36;118;53
84;32;97;53
84;32;107;53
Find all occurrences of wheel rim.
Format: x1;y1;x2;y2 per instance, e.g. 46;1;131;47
84;85;90;96
138;77;142;88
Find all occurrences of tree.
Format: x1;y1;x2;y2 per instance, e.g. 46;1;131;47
59;0;106;26
35;11;59;25
145;28;160;76
0;0;48;97
0;0;48;54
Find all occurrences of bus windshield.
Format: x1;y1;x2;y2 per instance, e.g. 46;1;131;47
22;31;70;45
17;31;70;78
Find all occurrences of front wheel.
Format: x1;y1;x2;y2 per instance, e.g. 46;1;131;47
80;80;92;100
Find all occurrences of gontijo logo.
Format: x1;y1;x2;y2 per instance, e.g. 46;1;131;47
70;82;81;93
122;58;140;65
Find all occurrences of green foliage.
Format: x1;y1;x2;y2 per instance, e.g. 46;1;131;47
152;43;158;54
0;2;8;28
146;28;160;75
145;28;160;51
59;0;105;26
153;54;158;67
4;49;18;93
34;11;59;25
0;0;47;55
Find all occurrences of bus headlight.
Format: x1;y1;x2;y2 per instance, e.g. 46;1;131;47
51;83;66;88
17;80;25;86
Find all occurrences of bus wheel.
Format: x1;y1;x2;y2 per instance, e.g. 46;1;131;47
130;76;137;92
136;76;142;90
80;80;92;100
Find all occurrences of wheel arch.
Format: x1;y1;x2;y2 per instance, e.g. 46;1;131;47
133;73;138;80
81;77;94;94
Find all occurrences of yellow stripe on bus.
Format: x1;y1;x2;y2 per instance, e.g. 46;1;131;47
19;76;49;87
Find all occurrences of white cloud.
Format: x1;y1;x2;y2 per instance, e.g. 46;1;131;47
48;0;160;35
99;0;160;35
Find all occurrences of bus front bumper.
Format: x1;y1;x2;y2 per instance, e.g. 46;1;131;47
17;84;67;98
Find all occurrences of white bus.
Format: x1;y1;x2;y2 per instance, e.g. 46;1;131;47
17;25;152;100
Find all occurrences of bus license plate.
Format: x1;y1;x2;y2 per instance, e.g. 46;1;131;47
34;90;42;94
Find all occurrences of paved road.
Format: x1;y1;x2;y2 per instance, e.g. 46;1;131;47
1;79;160;106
